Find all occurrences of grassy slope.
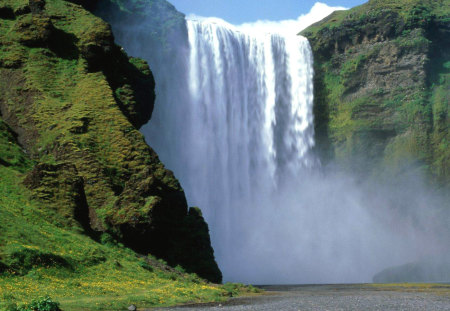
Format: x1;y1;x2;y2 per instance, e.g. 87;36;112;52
0;150;227;310
302;0;449;185
303;0;449;38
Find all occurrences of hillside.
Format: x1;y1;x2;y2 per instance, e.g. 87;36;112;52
302;0;449;187
0;0;228;308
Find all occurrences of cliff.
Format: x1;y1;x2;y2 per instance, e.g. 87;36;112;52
302;0;449;187
0;2;221;305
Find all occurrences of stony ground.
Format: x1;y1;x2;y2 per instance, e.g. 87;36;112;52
153;284;450;311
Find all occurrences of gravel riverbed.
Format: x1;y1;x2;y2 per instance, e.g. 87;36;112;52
152;284;450;311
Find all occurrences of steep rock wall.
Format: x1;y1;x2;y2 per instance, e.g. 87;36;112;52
303;0;449;187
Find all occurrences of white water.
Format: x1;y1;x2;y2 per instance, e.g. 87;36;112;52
140;16;449;284
181;19;315;279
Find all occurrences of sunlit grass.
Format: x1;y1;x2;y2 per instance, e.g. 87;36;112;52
369;282;450;296
0;165;233;310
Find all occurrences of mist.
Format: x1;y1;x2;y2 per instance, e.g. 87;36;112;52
215;168;449;284
97;1;450;284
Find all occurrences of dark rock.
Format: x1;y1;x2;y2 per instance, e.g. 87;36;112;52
0;6;15;19
180;207;223;283
0;261;8;274
13;5;31;16
373;259;450;283
78;21;115;72
69;117;90;134
29;0;46;14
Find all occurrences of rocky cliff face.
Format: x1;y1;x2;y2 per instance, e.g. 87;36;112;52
0;0;221;282
302;0;449;187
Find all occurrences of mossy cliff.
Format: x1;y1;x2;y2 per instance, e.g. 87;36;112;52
0;0;221;285
302;0;449;186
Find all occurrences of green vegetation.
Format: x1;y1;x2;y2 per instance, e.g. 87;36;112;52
0;162;228;310
0;0;221;283
0;113;229;309
303;0;449;185
369;283;450;294
302;0;449;40
16;296;61;311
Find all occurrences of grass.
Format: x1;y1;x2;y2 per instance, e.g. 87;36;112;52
0;161;253;310
301;0;450;39
369;283;450;295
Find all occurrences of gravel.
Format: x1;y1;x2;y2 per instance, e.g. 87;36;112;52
152;284;450;311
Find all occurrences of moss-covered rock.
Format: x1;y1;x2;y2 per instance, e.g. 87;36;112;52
23;162;92;231
0;0;220;282
13;14;54;47
302;0;449;186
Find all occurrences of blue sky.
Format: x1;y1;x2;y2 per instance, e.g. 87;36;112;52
168;0;368;24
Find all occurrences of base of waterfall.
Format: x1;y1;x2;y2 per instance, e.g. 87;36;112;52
155;283;450;311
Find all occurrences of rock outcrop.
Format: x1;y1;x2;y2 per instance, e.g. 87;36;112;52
0;0;221;282
302;0;449;186
373;258;450;283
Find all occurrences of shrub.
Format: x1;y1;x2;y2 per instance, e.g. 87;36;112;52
99;233;117;246
222;283;262;297
17;296;61;311
9;248;71;274
138;261;154;272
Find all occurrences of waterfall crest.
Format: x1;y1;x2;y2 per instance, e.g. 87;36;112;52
184;20;315;201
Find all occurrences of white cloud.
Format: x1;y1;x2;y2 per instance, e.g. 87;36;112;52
236;2;348;36
187;2;348;37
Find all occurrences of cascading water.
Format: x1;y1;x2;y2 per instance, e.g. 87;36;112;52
178;18;315;278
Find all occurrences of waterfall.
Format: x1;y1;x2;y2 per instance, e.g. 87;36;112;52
154;18;315;279
143;18;316;281
140;17;447;284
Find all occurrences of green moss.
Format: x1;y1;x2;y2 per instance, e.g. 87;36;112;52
0;118;32;171
302;0;449;39
340;54;367;80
